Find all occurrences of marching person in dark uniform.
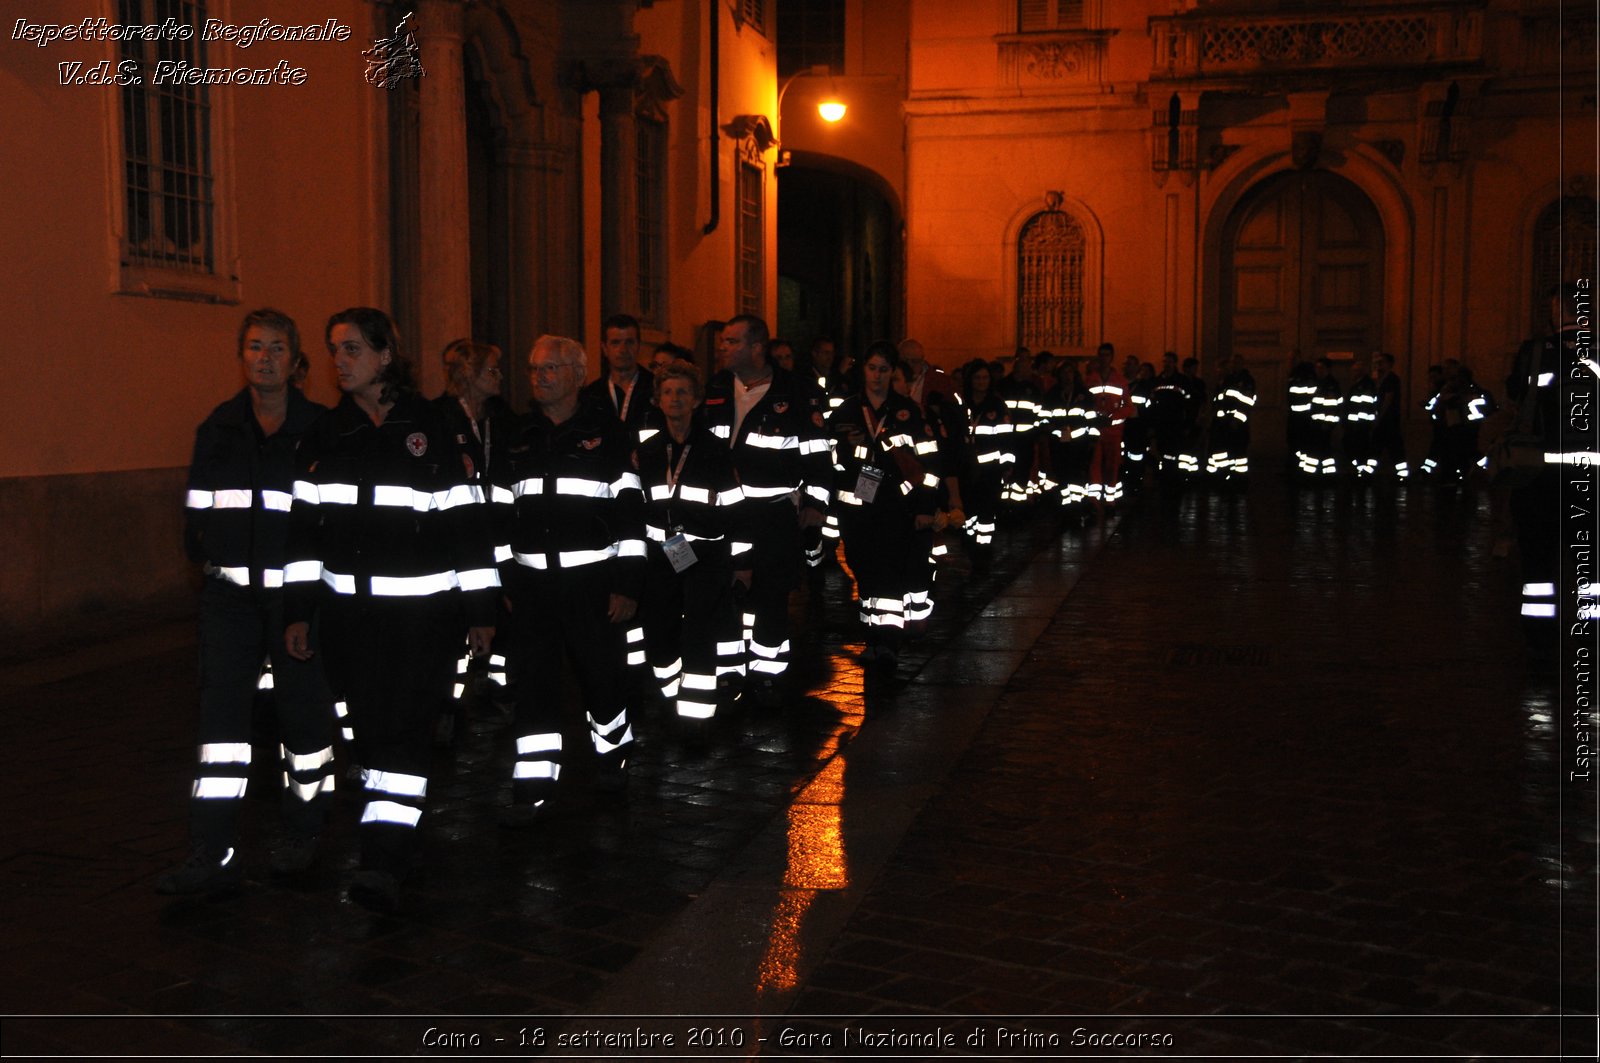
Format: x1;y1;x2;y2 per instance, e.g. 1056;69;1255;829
433;339;513;745
283;307;499;911
493;335;646;825
957;359;1013;564
1343;359;1380;478
1286;352;1317;475
635;362;751;727
1178;356;1209;477
1050;358;1097;517
1372;352;1408;478
826;343;941;673
1506;284;1595;657
705;315;832;707
1148;352;1189;479
1303;357;1344;479
158;309;335;896
1206;354;1256;483
582;313;656;444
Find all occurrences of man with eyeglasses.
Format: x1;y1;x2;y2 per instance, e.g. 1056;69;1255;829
491;335;646;825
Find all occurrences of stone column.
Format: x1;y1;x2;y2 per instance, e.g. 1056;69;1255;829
414;0;471;396
598;78;639;321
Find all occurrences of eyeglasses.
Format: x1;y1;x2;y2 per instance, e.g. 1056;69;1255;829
530;362;581;378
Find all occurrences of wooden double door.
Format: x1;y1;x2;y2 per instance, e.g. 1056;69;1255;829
1221;170;1385;443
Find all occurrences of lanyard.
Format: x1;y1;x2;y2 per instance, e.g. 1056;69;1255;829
664;441;693;497
612;375;637;421
457;397;491;472
861;401;890;445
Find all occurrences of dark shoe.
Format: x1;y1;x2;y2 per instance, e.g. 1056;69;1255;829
750;677;783;710
156;846;243;896
268;834;319;876
348;869;401;913
498;801;548;829
593;758;630;795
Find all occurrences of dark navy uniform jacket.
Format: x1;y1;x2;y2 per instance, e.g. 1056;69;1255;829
283;390;500;628
185;386;327;591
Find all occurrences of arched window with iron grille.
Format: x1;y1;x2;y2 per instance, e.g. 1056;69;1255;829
1017;210;1087;350
1531;196;1598;333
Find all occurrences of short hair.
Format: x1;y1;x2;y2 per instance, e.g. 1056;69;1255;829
602;313;641;338
863;340;900;369
962;358;993;393
1377;351;1395;369
726;314;769;349
441;338;503;396
654;359;704;401
326;307;412;403
1181;357;1199;372
238;308;305;375
770;338;793;354
1098;342;1115;357
811;337;835;355
1033;350;1054;370
531;334;588;376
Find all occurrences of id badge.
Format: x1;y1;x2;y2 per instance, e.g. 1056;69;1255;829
855;465;885;503
663;532;698;573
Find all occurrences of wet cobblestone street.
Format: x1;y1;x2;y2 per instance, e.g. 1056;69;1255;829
2;471;1594;1059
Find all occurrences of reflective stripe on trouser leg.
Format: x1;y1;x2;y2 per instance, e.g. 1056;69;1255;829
280;742;336;805
653;657;683;700
1520;582;1557;619
192;742;252;800
859;595;906;630
748;636;791;677
512;731;562;806
333;699;355;744
677;670;719;719
903;588;933;624
360;769;427;828
587;706;633;761
716;638;746;678
624;625;646;668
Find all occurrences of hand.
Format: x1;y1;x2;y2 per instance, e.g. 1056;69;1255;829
797;506;825;529
607;594;638;623
285;621;313;661
914;514;936;530
733;569;752;592
467;626;495;657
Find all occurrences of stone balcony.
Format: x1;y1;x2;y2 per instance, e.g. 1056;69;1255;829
1147;3;1484;84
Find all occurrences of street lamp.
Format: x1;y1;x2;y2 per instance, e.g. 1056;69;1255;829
778;64;846;142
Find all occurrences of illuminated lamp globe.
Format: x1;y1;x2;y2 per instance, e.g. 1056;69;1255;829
817;100;847;123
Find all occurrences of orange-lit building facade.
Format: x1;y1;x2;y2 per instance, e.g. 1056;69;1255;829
1;0;1595;638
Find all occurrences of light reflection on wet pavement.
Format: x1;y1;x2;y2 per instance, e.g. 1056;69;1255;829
2;472;1593;1058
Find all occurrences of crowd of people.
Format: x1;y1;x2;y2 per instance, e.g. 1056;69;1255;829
160;300;1583;910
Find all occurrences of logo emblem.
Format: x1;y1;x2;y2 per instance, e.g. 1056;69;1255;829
406;432;428;457
581;437;601;450
773;401;789;414
896;409;911;422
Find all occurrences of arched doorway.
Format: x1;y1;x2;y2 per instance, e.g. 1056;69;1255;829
777;159;901;361
1221;170;1385;443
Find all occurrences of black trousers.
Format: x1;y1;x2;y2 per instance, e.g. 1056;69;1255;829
504;564;633;805
320;595;456;876
189;579;334;852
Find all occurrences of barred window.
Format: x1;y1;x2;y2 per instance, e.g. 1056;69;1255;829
1019;0;1085;32
778;0;844;79
1532;197;1598;333
636;118;666;325
1017;211;1086;350
119;0;213;273
740;0;768;37
737;161;764;317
